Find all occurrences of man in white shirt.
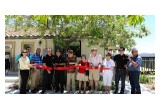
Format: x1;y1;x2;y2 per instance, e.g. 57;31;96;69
88;48;102;93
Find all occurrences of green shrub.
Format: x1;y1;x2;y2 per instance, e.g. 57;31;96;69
140;75;149;84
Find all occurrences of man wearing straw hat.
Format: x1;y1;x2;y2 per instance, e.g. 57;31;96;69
88;47;102;94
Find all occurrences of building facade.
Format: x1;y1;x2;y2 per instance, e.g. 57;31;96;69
5;38;105;71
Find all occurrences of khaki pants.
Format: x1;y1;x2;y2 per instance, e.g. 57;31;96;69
89;69;100;81
77;73;88;81
30;69;41;90
67;73;76;92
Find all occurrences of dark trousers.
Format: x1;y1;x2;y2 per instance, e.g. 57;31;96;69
26;70;31;90
115;69;126;93
129;71;141;94
20;70;29;94
55;70;65;92
42;70;53;91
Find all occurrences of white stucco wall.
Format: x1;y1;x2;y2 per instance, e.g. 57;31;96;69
5;39;55;57
5;39;104;60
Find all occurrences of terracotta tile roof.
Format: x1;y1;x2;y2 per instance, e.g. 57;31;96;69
5;28;55;38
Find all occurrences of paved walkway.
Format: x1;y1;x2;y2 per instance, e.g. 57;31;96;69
5;71;155;94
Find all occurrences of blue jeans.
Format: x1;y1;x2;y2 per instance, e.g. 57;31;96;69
129;71;141;94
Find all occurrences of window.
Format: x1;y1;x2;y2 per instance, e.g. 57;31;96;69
21;42;35;53
68;41;81;57
55;40;81;57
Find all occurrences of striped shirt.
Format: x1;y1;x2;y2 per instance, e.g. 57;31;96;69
30;53;43;66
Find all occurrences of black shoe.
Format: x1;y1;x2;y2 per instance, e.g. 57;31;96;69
40;90;45;94
61;90;64;93
26;89;29;92
131;91;136;94
35;88;39;92
55;90;59;93
114;90;118;94
20;91;26;94
31;89;37;93
47;87;52;90
20;92;26;94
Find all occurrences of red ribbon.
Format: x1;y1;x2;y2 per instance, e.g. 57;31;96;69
35;64;111;71
35;64;42;69
35;64;52;71
56;67;69;71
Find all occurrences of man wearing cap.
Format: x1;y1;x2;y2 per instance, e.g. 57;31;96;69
54;49;67;93
128;48;142;94
66;50;77;93
88;48;102;94
40;48;55;94
114;47;129;94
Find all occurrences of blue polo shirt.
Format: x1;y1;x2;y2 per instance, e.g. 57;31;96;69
128;55;142;71
30;53;43;66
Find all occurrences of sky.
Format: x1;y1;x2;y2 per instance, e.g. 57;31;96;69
133;15;155;53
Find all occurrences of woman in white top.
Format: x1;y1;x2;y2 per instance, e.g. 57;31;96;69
102;53;115;94
19;49;34;94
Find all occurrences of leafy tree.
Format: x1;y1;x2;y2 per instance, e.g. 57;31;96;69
5;15;150;52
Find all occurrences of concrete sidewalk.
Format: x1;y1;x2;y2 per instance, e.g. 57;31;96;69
5;71;19;89
5;71;155;94
5;83;155;94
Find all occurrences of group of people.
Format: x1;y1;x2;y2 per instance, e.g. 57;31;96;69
16;46;142;94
